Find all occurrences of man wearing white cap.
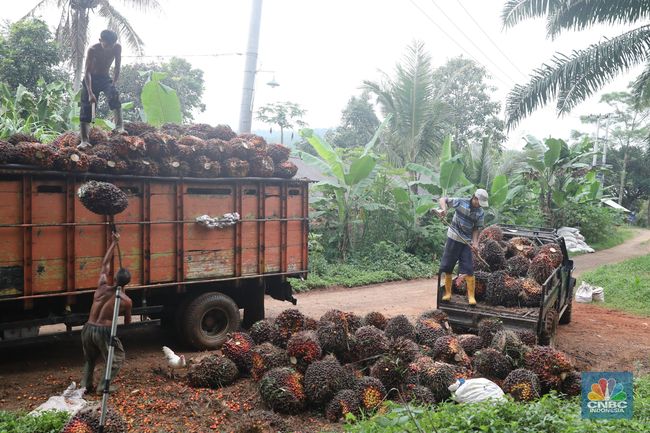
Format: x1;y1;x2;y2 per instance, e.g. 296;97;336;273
437;189;489;305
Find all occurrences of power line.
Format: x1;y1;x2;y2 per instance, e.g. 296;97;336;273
407;0;512;87
428;0;520;84
455;0;528;78
122;52;243;58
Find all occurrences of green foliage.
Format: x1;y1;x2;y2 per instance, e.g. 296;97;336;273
561;202;624;244
0;19;64;92
580;252;650;317
345;375;650;432
140;71;183;126
0;410;69;433
325;91;380;149
257;101;307;144
587;227;635;251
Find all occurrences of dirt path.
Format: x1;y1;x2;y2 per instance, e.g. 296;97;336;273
572;228;650;277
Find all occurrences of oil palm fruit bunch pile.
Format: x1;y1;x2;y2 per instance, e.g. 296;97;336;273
61;403;127;433
1;122;298;179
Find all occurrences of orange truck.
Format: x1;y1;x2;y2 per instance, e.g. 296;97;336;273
0;166;309;349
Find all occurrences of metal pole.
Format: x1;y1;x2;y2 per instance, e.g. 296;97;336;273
592;115;601;167
98;284;122;433
238;0;263;134
602;115;611;184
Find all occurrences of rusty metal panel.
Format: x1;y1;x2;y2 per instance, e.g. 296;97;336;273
113;181;144;285
0;180;23;298
74;183;106;290
149;182;176;283
241;183;259;275
264;185;281;273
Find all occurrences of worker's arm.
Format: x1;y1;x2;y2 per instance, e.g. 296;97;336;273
473;212;485;248
97;233;119;286
84;48;96;104
112;44;122;83
438;197;449;216
120;293;132;325
472;228;480;248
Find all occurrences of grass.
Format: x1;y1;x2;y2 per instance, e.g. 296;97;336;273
580;253;650;317
0;410;69;433
570;226;635;256
340;375;650;433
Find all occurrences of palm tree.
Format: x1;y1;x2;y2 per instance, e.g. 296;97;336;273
502;0;650;128
26;0;161;89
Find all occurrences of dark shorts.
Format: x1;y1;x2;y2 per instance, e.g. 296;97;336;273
439;237;474;275
80;75;121;123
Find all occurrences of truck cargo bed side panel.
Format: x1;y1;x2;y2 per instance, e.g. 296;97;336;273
0;180;23;298
149;182;176;283
241;183;260;275
264;185;281;273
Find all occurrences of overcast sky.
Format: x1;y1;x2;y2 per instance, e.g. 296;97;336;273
1;0;641;149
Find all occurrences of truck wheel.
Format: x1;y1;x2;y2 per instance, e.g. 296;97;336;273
559;300;573;325
179;292;240;350
539;308;558;346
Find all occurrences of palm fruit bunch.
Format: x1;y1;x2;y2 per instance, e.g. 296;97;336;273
142;132;177;159
61;403;127;433
415;317;448;347
449;364;473;381
472;248;490;272
187;354;239;388
8;133;38;145
353;325;389;361
175;144;198;162
524;346;575;392
472;348;513;381
304;355;348;407
538;243;563;267
185;123;218;140
214;124;237;141
317;320;353;361
223;158;250;177
249;155;275;177
124;121;156;136
304;316;319;331
0;141;18;164
14;142;58;167
178;134;206;151
274;160;299;179
51;131;81;148
457;334;483;356
418;309;450;328
86;155;108;172
110;134;146;158
259;367;306;414
507;237;536;259
388;336;421;364
88;127;109;145
158;157;190;177
77;181;128;216
325;389;360;422
344;312;363;333
129;158;159;176
402;384;435;405
202;138;228;160
250;319;275;344
384;315;416;341
516;329;538;347
355;376;387;411
405;356;455;402
506;255;530;277
501;275;523;307
519;278;543;307
267;143;291;163
321;309;361;334
490;330;529;366
458;272;489;301
190;155;221;177
232;410;288;433
238;133;267;148
229;138;255;160
161;123;186;137
486;270;510;306
480;239;506;271
272;309;305;348
478;318;504;347
250;342;289;381
286;330;322;371
561;370;582;396
502;369;541;401
370;356;407;393
478;224;503;243
53;147;89;172
432;335;471;367
528;254;555;285
222;332;255;373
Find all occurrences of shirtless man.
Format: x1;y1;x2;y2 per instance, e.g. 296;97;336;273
80;232;132;393
78;29;124;150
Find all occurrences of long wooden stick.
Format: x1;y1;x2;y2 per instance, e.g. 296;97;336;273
433;209;490;269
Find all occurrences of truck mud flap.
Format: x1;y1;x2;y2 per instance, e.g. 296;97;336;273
265;280;297;305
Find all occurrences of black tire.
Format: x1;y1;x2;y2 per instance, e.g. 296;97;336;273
242;285;265;329
559;299;573;325
179;292;240;350
539;308;559;346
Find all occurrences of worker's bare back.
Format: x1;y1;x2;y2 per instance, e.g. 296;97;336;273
87;284;132;327
87;42;121;76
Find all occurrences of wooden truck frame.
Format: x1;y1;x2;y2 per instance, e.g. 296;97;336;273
0;166;309;349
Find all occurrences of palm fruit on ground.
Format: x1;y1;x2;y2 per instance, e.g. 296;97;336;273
190;155;221;177
388;336;420;364
250;342;289;381
317;320;353;361
527;254;555;285
250;319;275;344
61;402;127;433
457;334;483;356
524;346;575;393
506;255;530;277
519;278;544;307
222;331;255;373
503;369;541;401
187;354;239;388
8;133;38;145
142;132;177;159
214;124;237;141
159;157;190;177
384;314;416;341
272;309;306;348
54;147;89;172
490;330;529;366
561;370;582;396
223;157;250;177
477;316;504;346
259;367;306;414
538;243;563;268
486;270;509;306
248;155;275;177
363;311;388;330
231;409;288;433
432;335;471;366
370;355;407;394
267;143;291;163
286;330;322;372
185;123;218;140
228;138;255;160
325;389;360;422
472;348;513;380
507;237;536;259
273;160;298;179
77;181;128;216
415;317;448;347
355;376;387;411
51;131;81;148
501;275;523;307
110;134;147;159
480;238;506;271
479;224;503;243
124;121;156;136
405;356;455;403
14;142;58;167
304;354;348;407
354;325;389;361
88;127;109;145
161;122;186;137
515;329;538;347
401;384;435;405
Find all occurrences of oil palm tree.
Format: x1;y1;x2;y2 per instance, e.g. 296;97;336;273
26;0;161;89
502;0;650;128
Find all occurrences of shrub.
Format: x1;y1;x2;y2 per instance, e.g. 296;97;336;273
561;202;622;244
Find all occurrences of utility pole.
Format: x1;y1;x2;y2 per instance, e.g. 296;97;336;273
601;114;611;183
238;0;263;134
592;114;601;167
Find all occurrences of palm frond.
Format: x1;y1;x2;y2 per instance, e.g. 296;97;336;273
501;0;563;28
23;0;57;18
506;25;650;128
114;0;162;11
97;0;145;54
547;0;650;39
632;61;650;103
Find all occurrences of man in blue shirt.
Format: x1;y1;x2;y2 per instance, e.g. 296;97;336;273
437;189;489;305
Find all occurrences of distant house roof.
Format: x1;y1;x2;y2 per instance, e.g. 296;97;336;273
601;198;631;212
290;156;334;183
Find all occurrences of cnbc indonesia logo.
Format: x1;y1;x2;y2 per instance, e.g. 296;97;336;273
582;372;633;419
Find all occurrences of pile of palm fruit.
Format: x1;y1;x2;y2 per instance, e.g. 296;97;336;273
186;309;580;422
0;122;298;179
452;224;564;308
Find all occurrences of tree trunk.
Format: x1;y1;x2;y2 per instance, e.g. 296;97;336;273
618;149;629;205
647;199;650;227
280;126;284;144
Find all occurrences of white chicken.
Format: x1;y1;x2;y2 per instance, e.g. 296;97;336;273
161;346;187;378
